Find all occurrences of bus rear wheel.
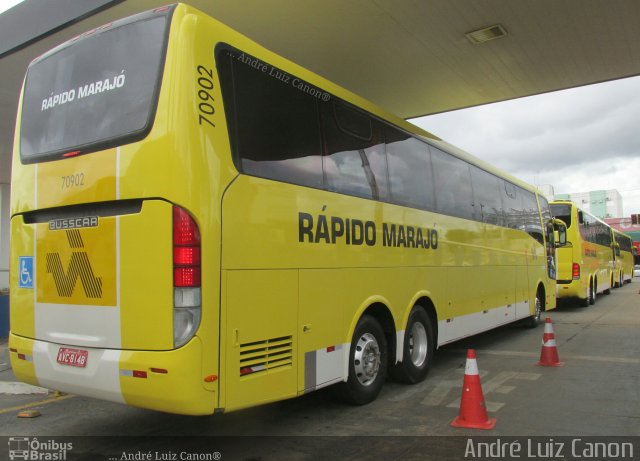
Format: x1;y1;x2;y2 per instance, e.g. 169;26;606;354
390;306;434;383
336;314;387;405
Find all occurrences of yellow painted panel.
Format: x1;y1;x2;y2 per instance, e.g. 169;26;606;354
120;337;215;415
119;200;173;350
36;148;117;209
223;270;297;411
36;218;116;307
8;333;38;386
9;215;35;338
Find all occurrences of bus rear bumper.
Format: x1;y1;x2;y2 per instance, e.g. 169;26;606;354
8;333;216;415
556;279;586;300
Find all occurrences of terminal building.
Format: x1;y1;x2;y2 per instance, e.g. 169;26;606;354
554;189;623;220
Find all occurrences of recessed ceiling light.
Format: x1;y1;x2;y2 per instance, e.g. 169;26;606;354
465;24;508;44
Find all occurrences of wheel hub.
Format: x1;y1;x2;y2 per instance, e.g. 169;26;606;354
409;322;428;367
354;333;381;386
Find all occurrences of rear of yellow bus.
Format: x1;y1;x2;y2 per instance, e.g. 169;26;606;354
9;4;230;415
550;201;591;305
550;201;613;305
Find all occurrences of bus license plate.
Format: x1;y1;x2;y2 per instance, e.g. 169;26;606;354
56;347;88;368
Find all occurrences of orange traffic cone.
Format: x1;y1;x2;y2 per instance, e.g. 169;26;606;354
450;349;496;430
537;317;564;367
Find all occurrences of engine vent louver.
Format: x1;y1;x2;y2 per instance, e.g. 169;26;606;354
239;335;293;377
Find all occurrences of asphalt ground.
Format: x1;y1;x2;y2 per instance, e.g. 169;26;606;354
0;279;638;460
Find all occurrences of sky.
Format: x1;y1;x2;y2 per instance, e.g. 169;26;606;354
0;0;21;14
1;0;638;217
410;76;640;217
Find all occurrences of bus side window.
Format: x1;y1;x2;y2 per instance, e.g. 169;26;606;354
502;181;522;230
385;127;434;210
321;101;388;200
520;189;543;244
430;147;474;220
469;165;504;226
217;49;323;189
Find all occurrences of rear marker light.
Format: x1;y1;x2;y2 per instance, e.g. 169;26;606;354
18;353;26;360
204;375;218;383
63;150;81;158
572;263;580;280
132;370;147;379
150;368;168;375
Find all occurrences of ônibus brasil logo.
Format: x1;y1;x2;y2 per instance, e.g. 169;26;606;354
8;437;73;460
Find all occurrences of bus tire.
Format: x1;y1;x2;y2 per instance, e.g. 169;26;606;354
579;280;593;307
336;314;387;405
589;279;596;304
390;306;434;384
523;291;543;328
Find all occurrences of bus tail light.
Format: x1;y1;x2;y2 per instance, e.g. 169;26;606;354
173;207;201;348
572;263;580;280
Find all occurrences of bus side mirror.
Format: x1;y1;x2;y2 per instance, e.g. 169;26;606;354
554;226;567;247
551;219;567;247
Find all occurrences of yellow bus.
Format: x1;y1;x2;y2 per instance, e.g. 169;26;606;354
10;4;558;415
550;200;614;306
612;229;634;285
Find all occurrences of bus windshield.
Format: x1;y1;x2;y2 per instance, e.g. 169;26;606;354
19;8;172;163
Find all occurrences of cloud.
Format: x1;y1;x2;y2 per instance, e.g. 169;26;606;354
410;76;640;216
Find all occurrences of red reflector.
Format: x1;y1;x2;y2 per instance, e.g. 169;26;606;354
133;370;147;379
326;346;336;353
204;375;218;383
63;150;81;158
174;267;201;287
173;208;200;246
150;368;168;374
18;354;26;360
572;263;580;279
240;367;253;376
174;247;201;266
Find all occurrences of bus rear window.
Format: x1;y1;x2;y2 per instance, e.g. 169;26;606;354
19;8;172;163
550;204;572;227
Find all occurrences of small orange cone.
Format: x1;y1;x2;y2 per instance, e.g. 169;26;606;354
451;349;496;430
537;317;564;367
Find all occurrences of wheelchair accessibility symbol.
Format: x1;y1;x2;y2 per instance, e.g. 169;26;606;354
19;256;34;289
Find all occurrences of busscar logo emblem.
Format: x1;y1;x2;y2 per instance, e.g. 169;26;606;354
46;229;102;298
49;216;98;231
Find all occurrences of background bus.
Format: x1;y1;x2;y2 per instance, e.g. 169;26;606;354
10;4;557;415
550;200;614;306
613;229;634;285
